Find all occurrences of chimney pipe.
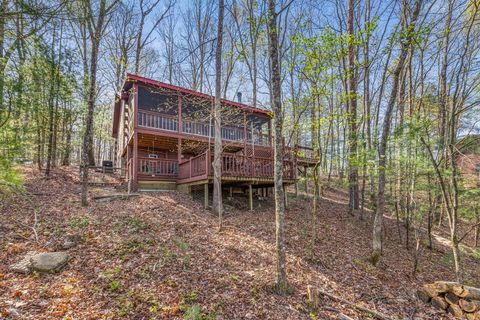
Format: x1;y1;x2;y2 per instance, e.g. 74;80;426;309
237;92;242;103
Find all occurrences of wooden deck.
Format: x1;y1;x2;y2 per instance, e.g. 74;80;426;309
135;149;295;185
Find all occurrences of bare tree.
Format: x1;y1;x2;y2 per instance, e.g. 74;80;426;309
267;0;289;295
134;0;173;75
372;0;423;266
213;0;224;228
80;0;119;206
106;2;137;92
182;0;215;92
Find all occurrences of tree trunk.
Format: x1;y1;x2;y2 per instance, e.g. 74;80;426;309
213;0;224;228
81;0;111;206
347;0;359;215
45;26;57;177
372;0;423;265
475;206;479;247
268;0;289;295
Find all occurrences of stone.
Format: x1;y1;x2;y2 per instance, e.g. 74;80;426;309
59;234;82;250
9;251;38;274
6;308;20;318
30;252;68;272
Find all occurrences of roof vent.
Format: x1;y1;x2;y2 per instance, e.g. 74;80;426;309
237;92;242;103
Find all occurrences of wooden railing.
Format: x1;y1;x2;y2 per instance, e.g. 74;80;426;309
177;150;294;182
178;150;210;181
138;157;178;177
182;119;247;142
137;110;271;146
182;119;212;137
138;110;178;131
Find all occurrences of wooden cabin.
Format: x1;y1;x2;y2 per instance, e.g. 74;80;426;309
112;74;315;208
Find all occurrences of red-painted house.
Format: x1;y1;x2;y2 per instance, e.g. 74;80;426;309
111;74;314;205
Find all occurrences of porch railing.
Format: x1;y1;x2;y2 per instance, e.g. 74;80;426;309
179;150;210;181
177;150;294;182
138;110;178;131
137;110;271;147
138;157;178;177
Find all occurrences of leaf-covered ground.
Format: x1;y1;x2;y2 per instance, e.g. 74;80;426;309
1;166;479;319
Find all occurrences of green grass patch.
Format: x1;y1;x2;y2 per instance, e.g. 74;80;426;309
119;216;147;234
69;217;90;229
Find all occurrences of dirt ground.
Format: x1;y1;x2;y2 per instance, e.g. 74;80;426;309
1;166;479;319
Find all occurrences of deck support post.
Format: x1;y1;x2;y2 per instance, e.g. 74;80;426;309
229;186;233;199
284;184;288;209
248;184;253;211
204;183;209;209
304;166;308;195
132;132;138;192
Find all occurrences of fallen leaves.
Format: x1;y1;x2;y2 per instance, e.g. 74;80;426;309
0;166;479;319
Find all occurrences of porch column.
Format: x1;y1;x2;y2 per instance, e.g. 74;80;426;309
132;132;138;191
243;112;247;151
248;184;253;211
268;118;272;146
204;183;209;209
127;143;131;193
177;138;182;163
178;95;183;133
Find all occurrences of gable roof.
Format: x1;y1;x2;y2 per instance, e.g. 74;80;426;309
124;74;270;116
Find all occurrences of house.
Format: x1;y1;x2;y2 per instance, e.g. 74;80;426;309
112;74;315;208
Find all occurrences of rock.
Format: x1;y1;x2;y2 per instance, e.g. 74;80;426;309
59;234;82;250
6;308;20;318
30;252;68;272
10;251;38;274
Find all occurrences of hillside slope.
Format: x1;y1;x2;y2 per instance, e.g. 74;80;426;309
1;166;479;319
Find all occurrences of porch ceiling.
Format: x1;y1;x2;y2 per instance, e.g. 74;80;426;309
137;133;178;150
135;132;244;155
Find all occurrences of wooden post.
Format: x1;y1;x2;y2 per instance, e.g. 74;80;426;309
204;183;209;209
177;138;182;163
284;184;288;209
229;186;233;198
304;166;308;195
243;112;247;150
133;132;138;191
189;157;192;178
268;118;272;146
178;95;182;133
127;144;131;194
131;84;139;192
249;184;253;211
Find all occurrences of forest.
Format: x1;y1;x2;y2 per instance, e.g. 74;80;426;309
1;0;480;319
